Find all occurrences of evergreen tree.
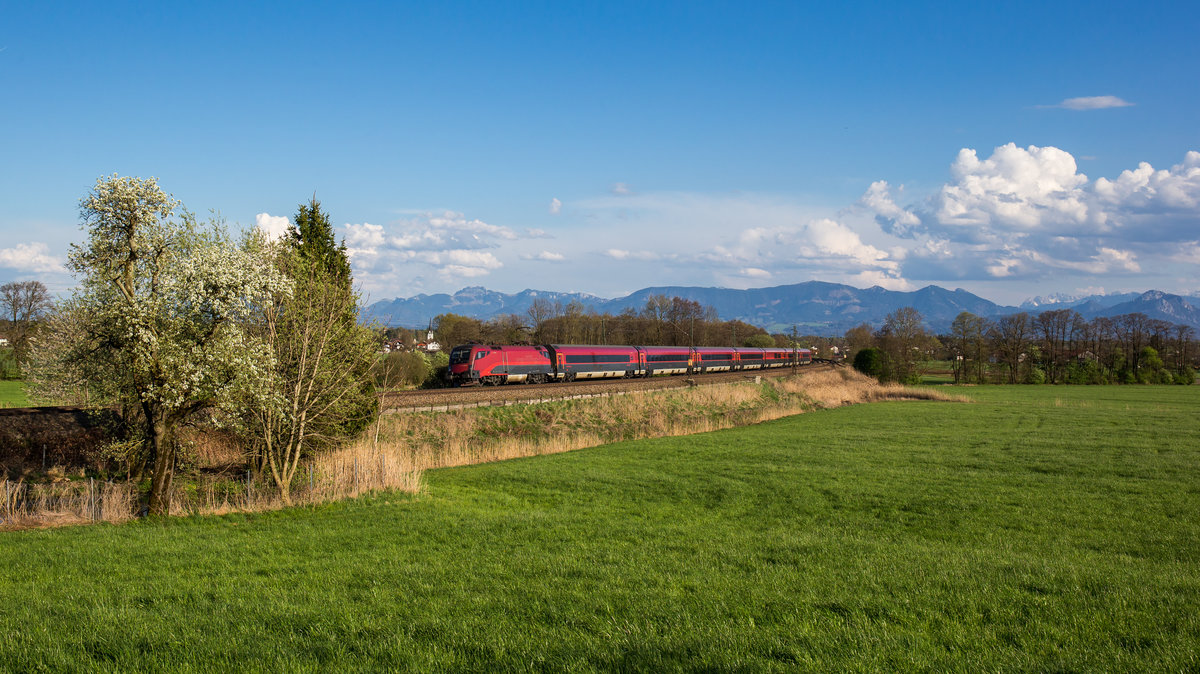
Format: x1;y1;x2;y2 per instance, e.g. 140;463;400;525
289;196;353;293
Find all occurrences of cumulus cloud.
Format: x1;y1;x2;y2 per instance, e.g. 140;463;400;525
611;183;631;195
860;181;920;236
859;143;1200;283
1094;151;1200;212
549;198;562;215
709;219;900;280
255;213;292;240
1049;95;1135;110
442;249;502;269
381;210;517;252
933;143;1092;233
0;242;64;273
341;211;525;292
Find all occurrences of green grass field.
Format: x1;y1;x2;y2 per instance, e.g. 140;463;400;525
0;379;28;407
2;385;1198;671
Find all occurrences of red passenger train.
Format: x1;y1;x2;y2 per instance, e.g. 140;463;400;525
447;343;813;386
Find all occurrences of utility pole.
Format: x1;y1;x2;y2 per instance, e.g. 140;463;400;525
791;324;798;374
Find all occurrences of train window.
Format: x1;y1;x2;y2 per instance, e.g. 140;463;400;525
475;351;489;360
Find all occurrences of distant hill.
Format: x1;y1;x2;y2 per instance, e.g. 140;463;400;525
1088;290;1200;327
363;287;604;329
1020;292;1142;311
594;282;1005;334
363;283;1200;335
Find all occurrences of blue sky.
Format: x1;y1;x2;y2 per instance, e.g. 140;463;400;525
2;1;1198;305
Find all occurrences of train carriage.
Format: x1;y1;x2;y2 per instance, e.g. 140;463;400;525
547;345;641;381
693;347;737;373
641;346;693;376
734;347;766;370
761;348;790;368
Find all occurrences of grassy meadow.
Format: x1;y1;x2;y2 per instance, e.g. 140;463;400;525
1;384;1198;670
0;380;28;407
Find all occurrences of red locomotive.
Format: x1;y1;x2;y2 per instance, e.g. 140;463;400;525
447;343;813;386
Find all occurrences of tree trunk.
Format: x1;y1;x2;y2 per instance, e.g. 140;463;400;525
147;419;174;515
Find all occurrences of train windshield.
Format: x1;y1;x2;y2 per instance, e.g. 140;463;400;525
449;347;472;365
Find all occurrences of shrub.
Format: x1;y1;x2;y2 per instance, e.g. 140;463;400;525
1174;367;1196;385
1065;359;1103;385
424;351;450;388
852;347;885;379
374;351;431;389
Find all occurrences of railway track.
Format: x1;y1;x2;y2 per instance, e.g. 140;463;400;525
380;363;837;411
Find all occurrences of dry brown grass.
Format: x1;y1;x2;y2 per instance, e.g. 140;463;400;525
776;367;969;407
0;478;137;530
374;367;965;472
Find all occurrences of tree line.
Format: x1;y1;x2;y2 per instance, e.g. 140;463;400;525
432;295;780;351
850;307;1198;386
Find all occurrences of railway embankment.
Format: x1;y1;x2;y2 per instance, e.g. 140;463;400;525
370;367;963;473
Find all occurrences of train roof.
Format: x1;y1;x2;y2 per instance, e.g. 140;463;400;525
548;344;640;351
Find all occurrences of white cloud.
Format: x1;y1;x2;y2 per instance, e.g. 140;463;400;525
851;270;913;291
1094;151;1200;212
380;211;517;253
576;191;905;289
611;182;631;195
520;251;566;262
443;250;502;269
934;143;1092;232
859;144;1200;283
604;248;661;261
549;198;562;215
1058;247;1141;274
255;213;292;240
0;242;64;273
1052;95;1134;110
860;181;920;235
341;211;520;293
441;265;492;278
344;222;387;268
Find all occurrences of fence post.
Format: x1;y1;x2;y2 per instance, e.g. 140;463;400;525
90;478;95;522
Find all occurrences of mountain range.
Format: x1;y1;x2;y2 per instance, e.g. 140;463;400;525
363;283;1200;336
